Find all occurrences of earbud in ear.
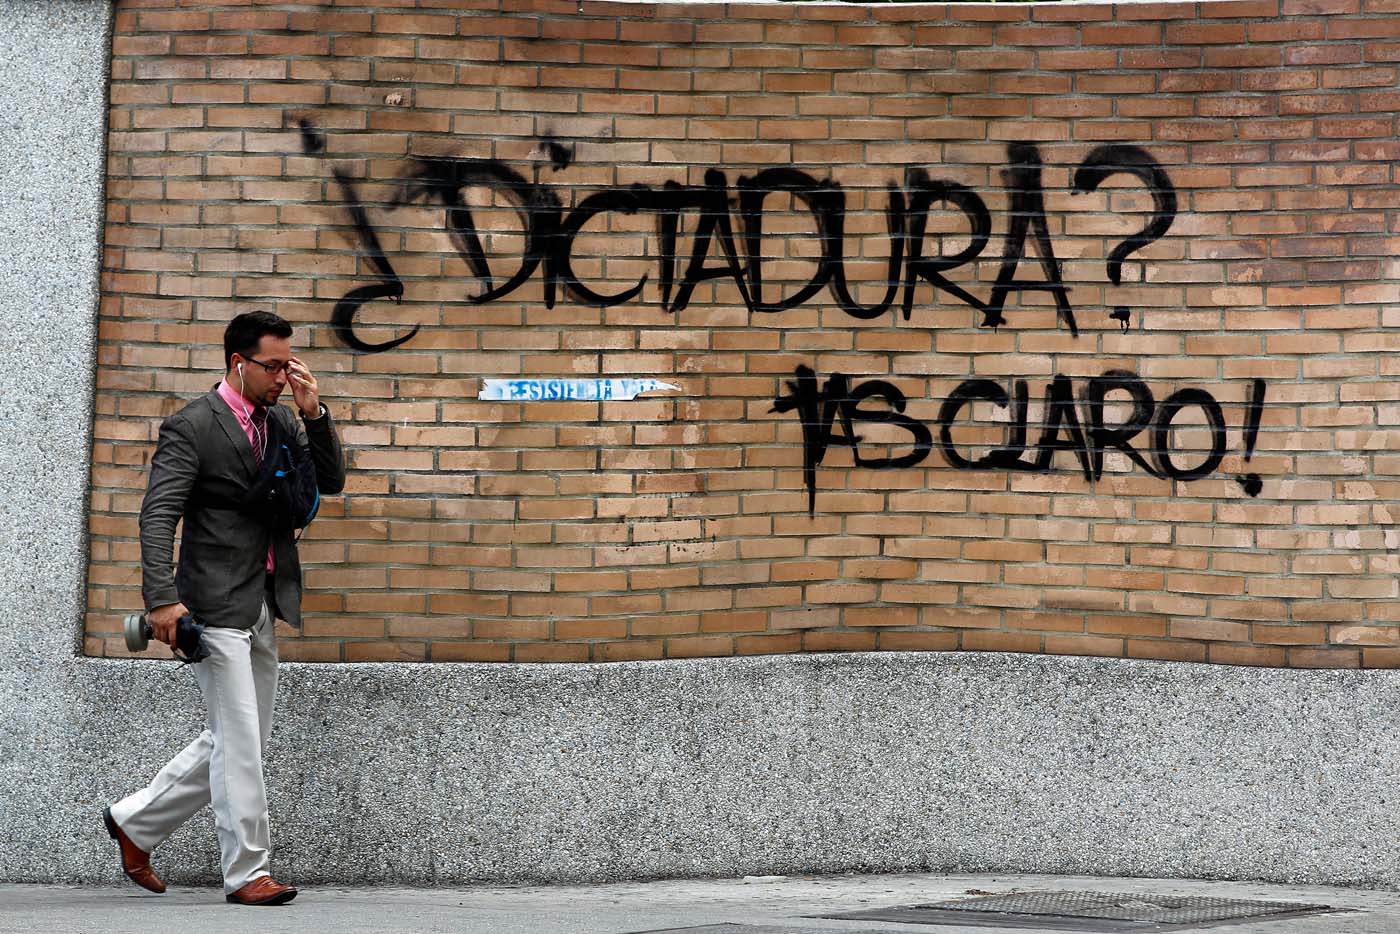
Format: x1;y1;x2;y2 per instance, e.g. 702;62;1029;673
237;363;243;374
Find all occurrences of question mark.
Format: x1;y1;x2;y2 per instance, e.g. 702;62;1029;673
1071;144;1177;331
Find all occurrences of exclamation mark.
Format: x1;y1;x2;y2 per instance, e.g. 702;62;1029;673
1236;379;1266;497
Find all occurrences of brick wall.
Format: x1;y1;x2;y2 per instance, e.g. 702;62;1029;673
87;0;1400;666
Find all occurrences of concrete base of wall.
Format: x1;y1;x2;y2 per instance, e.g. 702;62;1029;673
7;651;1400;887
5;0;1400;891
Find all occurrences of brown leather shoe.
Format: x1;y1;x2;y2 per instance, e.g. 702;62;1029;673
102;807;166;894
225;875;298;906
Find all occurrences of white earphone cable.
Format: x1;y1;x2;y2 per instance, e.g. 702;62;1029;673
237;361;267;461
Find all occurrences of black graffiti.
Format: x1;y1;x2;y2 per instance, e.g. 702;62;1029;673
984;142;1073;333
901;171;988;323
297;117;324;155
1072;145;1177;290
537;136;574;171
1236;378;1266;496
304;130;1178;351
404;157;565;307
330;166;410;354
776;367;1267;512
771;365;933;514
299;125;1277;512
1073;145;1177;333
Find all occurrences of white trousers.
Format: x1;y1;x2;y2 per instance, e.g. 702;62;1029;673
110;600;279;894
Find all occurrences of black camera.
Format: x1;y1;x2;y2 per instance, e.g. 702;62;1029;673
123;612;210;666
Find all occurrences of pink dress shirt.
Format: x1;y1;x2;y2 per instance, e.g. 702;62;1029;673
217;379;275;573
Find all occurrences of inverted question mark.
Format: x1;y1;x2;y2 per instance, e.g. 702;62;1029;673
1071;144;1177;330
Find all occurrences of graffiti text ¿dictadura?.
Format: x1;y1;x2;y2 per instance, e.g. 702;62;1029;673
321;137;1176;353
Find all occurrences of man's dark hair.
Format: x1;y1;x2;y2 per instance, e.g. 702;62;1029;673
223;311;293;370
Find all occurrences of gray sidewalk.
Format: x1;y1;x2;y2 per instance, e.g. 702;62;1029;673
2;872;1397;934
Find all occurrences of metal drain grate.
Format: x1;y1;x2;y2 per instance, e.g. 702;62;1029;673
936;891;1319;923
816;889;1343;932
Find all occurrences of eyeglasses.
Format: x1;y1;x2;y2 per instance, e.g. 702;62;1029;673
241;355;291;375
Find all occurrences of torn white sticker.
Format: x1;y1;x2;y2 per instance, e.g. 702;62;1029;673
478;378;683;402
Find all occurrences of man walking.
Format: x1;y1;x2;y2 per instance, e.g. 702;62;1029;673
103;311;346;906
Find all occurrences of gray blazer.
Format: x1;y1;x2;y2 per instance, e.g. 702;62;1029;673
140;386;346;630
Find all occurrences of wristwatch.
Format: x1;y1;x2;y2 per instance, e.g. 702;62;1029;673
301;403;326;421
